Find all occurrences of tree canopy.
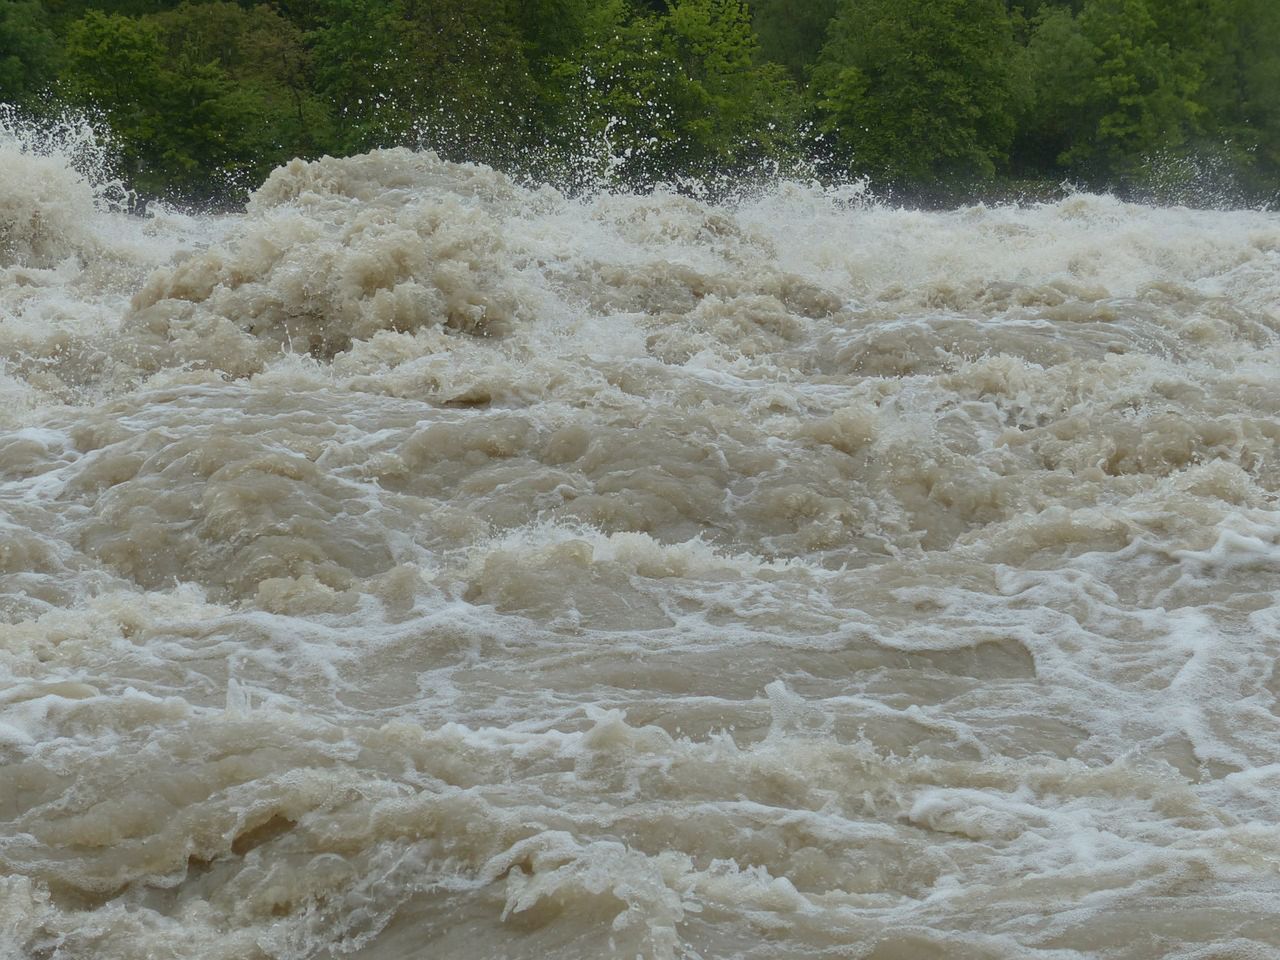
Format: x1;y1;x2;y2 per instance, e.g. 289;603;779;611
1;0;1276;204
811;0;1024;186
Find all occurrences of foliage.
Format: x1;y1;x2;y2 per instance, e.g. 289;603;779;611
748;0;836;80
1193;0;1280;189
811;0;1024;187
0;0;1276;203
308;0;534;163
545;0;799;187
1080;0;1203;169
61;5;315;199
0;0;59;105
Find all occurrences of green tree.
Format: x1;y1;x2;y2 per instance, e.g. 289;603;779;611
154;2;330;166
518;0;597;63
811;0;1024;187
666;0;799;170
748;0;837;80
24;0;1274;202
43;0;184;24
1075;0;1203;169
305;0;418;151
62;9;279;199
548;0;799;187
1235;1;1280;180
1019;0;1204;177
1007;0;1083;18
1013;5;1098;173
0;0;59;104
308;0;534;162
1192;0;1280;186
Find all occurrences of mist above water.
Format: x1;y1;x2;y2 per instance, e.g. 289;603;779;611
2;122;1280;960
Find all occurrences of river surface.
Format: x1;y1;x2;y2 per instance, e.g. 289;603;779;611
3;130;1280;960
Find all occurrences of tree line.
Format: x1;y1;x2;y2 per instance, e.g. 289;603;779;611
2;0;1277;205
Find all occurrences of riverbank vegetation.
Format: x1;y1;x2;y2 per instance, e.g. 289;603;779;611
2;0;1277;205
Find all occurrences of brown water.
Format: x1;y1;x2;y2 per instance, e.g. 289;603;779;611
3;130;1280;960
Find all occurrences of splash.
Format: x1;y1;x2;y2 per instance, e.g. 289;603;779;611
0;109;224;411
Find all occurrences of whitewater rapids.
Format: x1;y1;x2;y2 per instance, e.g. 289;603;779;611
2;134;1280;960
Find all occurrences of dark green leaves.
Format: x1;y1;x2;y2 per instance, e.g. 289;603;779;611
4;0;1278;203
811;0;1022;188
0;0;59;105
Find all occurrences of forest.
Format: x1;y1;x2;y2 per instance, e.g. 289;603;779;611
1;0;1277;205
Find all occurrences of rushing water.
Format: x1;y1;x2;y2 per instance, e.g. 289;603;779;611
3;130;1280;960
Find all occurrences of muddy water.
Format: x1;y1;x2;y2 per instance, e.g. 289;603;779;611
3;137;1280;960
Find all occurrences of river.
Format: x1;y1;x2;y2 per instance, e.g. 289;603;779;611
3;129;1280;959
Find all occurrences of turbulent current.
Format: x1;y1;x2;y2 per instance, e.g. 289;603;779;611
3;131;1280;960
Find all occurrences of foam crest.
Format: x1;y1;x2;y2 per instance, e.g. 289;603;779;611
0;109;128;269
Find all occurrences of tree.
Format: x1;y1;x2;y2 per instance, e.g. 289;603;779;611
62;8;282;199
43;0;184;24
1019;0;1205;178
546;0;800;188
0;0;59;104
811;0;1024;187
1192;0;1280;188
16;0;1276;202
153;2;331;168
308;0;534;162
517;0;597;63
665;0;800;172
1013;5;1098;173
748;0;836;80
1075;0;1202;170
